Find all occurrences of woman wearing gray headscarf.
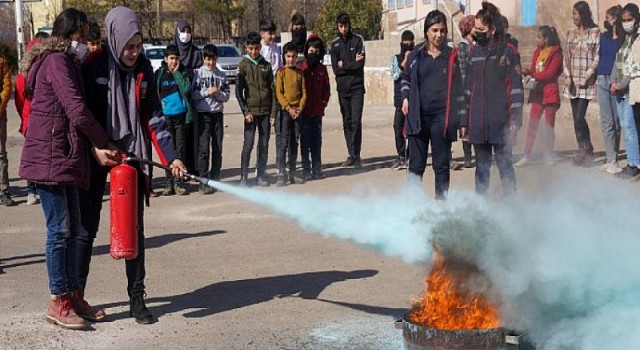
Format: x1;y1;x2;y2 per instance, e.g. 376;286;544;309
79;6;187;324
173;20;203;75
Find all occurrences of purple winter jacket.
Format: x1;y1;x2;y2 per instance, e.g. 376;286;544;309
19;50;110;190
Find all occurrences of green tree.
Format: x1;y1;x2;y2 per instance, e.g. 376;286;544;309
313;0;382;45
194;0;245;41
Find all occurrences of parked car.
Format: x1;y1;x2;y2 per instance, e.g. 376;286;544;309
144;45;165;72
215;44;242;84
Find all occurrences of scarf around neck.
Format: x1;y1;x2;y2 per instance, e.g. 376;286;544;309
105;6;150;175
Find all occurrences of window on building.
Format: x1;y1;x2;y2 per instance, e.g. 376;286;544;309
388;0;395;10
397;0;405;9
406;0;414;7
423;0;431;4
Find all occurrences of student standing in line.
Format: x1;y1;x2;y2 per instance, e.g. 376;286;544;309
192;44;230;194
298;34;331;180
390;30;415;170
236;32;276;187
331;12;366;169
563;1;600;167
596;6;624;174
517;26;563;166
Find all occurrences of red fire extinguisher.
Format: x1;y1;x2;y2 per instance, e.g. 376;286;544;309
109;154;138;260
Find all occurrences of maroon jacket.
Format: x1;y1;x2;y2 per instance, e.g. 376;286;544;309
528;45;563;106
298;59;330;117
19;50;110;190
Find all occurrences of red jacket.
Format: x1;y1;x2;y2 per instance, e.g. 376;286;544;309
14;39;42;136
528;45;563;106
298;59;330;117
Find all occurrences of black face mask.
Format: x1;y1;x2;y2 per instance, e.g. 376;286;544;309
292;29;307;50
307;53;321;67
474;31;490;46
400;43;415;56
604;21;613;32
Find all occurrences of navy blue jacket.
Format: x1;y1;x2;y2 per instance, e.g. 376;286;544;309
465;39;523;144
400;44;466;141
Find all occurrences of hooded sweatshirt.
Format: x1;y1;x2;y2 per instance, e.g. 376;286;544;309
192;65;230;113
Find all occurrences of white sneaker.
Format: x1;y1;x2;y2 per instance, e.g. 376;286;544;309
26;193;38;205
598;163;610;172
515;157;530;167
605;162;623;174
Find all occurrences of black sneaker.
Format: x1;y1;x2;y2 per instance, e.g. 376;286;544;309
341;157;354;167
616;165;640;179
276;175;286;187
0;193;16;207
391;157;403;170
199;184;215;195
352;157;362;169
302;171;312;181
312;171;327;180
289;172;305;184
129;293;155;324
162;182;175;196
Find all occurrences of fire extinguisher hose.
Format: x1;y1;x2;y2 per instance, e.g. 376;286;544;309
123;156;208;184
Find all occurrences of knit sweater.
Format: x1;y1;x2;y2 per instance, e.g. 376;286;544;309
275;65;306;111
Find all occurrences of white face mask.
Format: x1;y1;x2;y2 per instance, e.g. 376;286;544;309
179;32;191;43
623;21;636;34
69;41;89;62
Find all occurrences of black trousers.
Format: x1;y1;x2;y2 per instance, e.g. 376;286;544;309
78;160;146;296
338;92;364;159
241;114;271;178
165;114;187;184
408;115;450;199
634;103;640;146
278;111;301;174
197;112;224;180
393;107;407;158
570;98;593;152
300;116;323;174
474;143;516;196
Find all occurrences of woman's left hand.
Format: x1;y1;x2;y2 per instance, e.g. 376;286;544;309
170;159;188;179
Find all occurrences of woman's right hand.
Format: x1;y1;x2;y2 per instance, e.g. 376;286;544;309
401;98;409;116
565;76;573;88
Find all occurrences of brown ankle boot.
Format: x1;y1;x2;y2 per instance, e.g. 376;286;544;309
46;294;88;330
72;288;106;321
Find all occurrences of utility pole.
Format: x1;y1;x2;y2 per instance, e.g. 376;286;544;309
15;0;25;61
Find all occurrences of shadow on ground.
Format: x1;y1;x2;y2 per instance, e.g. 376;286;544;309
100;269;379;321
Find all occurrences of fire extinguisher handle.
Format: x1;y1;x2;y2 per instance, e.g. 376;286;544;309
123;156;206;184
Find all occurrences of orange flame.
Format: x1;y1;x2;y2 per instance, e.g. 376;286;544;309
409;252;501;330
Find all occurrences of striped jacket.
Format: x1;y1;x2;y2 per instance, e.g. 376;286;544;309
465;39;524;145
400;43;466;141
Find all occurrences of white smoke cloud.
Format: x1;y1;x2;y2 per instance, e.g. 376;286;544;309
206;172;640;349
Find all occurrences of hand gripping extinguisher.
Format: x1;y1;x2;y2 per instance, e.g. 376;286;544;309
109;154;138;260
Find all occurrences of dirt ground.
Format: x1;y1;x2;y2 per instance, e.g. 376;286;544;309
0;92;635;349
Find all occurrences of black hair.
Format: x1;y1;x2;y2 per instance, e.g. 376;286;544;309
165;44;180;57
337;12;350;25
291;13;306;27
605;5;624;41
87;21;101;42
282;41;297;55
260;20;276;33
423;10;448;35
202;44;218;58
573;1;597;29
476;1;504;40
51;8;88;40
305;37;326;58
246;31;261;45
539;25;561;48
35;31;50;40
401;30;415;42
502;15;509;30
623;3;640;41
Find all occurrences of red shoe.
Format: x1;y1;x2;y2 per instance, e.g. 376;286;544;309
72;289;106;321
46;294;88;330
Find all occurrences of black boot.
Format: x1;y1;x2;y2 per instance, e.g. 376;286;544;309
129;293;155;324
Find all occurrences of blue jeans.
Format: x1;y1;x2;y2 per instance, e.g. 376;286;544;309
617;97;640;167
37;184;84;295
597;75;621;163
